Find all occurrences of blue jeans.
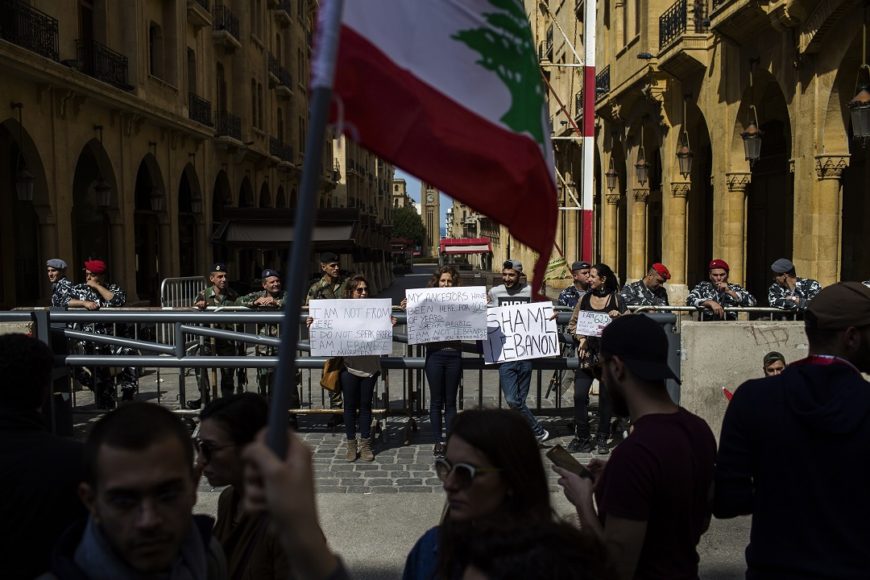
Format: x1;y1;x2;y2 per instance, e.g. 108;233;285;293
498;360;543;436
425;348;461;444
340;370;378;439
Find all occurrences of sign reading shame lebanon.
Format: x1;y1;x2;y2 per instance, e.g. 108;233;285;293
308;299;393;357
483;302;560;364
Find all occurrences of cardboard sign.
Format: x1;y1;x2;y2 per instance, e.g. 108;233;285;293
308;299;393;356
483;302;560;364
405;286;488;345
573;310;613;338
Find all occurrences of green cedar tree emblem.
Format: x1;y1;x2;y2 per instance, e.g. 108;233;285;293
453;0;547;147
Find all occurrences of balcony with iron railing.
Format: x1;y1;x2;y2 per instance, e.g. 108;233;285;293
188;93;212;127
657;0;710;77
76;39;132;90
659;0;708;50
269;136;293;163
596;66;610;100
708;0;768;44
212;4;240;50
273;0;291;25
215;110;242;141
0;0;59;61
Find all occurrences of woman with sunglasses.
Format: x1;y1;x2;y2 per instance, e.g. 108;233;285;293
197;393;288;579
566;263;627;456
403;409;553;579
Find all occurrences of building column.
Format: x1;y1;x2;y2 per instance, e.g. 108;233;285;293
603;192;620;266
158;215;172;282
629;188;649;280
36;208;58;299
667;181;690;285
814;155;849;285
108;213;128;297
723;172;751;285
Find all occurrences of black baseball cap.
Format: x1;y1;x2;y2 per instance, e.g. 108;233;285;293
600;315;680;383
261;269;280;279
502;259;523;273
571;261;591;271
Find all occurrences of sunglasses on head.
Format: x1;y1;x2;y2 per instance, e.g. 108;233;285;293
193;438;235;462
433;457;501;488
353;286;368;294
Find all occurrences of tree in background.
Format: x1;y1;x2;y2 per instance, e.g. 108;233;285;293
392;205;426;248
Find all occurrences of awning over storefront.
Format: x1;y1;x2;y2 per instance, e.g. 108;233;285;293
225;223;354;244
439;237;493;255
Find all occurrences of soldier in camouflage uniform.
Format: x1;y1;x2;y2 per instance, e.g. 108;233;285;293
557;261;591;308
193;262;241;403
46;258;74;308
687;259;756;320
767;258;821;313
620;262;671;307
306;252;347;411
237;269;300;413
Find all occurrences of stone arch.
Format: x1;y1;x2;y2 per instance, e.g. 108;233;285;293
685;101;714;287
212;170;231;263
259;181;271;208
275;185;286;208
71;139;119;275
133;153;168;303
239;176;254;208
178;163;202;276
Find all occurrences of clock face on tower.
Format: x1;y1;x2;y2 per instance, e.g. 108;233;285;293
426;193;434;203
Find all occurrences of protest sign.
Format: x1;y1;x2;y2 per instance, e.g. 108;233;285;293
573;310;613;338
483;302;560;364
308;299;393;356
405;286;487;345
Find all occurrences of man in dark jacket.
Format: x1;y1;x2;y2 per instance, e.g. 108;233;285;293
41;403;227;579
0;334;86;580
715;282;870;579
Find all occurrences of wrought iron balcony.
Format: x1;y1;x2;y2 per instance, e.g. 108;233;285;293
0;0;59;61
659;0;708;50
215;110;241;141
596;65;610;98
269;137;293;163
213;4;239;40
76;39;132;90
188;92;212;127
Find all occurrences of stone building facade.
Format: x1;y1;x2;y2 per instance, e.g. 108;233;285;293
0;0;391;308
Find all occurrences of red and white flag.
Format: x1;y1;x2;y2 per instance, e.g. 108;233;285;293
320;0;558;297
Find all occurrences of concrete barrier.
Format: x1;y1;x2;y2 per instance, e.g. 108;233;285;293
0;321;32;335
680;320;808;441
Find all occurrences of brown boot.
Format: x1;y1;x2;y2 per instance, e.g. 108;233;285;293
345;438;358;462
358;437;375;462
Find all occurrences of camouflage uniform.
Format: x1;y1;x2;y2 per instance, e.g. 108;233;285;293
194;285;242;399
619;280;669;307
50;277;75;309
306;274;346;408
557;285;585;308
767;277;821;311
237;289;300;407
686;281;756;320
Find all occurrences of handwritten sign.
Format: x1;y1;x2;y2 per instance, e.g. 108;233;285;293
483;302;560;364
573;310;613;338
405;287;488;345
308;299;393;356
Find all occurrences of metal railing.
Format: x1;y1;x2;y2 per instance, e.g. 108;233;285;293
212;3;239;39
0;0;59;60
268;52;293;88
215;110;241;140
76;38;131;90
188;92;212;126
659;0;709;49
596;65;610;98
269;136;293;162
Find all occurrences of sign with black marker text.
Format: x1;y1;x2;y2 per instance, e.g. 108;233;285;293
483;302;560;364
573;310;613;338
308;299;393;356
405;286;488;345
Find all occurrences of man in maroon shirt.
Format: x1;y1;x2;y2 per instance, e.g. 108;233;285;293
556;315;716;580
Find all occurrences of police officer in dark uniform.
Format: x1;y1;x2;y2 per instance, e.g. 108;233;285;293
193;262;241;403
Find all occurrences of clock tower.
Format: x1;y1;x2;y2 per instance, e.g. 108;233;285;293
422;182;441;258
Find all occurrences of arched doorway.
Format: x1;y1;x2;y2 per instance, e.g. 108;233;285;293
133;154;167;304
0;118;46;307
276;185;286;208
259;182;271;207
178;164;202;277
686;108;713;287
212;170;231;264
72;139;116;279
238;176;256;283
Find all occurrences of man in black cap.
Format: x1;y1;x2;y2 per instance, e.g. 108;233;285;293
767;257;821;313
193;263;241;403
557;261;591;308
306;252;347;304
715;282;870;579
554;314;716;580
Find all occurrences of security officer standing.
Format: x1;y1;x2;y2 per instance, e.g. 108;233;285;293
306;252;347;416
46;258;74;308
193;262;241;403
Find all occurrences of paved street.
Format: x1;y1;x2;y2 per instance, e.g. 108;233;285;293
68;265;750;579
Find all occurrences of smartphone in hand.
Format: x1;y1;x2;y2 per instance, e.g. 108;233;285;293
546;444;593;479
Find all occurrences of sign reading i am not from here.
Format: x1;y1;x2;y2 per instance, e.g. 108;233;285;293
483;302;560;364
308;299;393;357
405;286;488;345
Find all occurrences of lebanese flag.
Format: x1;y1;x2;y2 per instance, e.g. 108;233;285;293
322;0;558;297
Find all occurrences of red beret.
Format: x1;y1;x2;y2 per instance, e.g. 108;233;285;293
651;263;671;280
84;259;107;274
708;259;729;272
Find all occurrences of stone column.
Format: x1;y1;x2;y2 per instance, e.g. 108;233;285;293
158;215;172;284
603;192;620;266
814;155;849;285
667;181;690;285
36;208;58;299
722;172;751;285
108;213;128;297
629;188;649;280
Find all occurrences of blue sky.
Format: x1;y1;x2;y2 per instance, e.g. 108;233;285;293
395;169;452;236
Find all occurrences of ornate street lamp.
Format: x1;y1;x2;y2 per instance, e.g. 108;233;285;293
850;18;870;143
605;157;618;191
677;97;693;178
741;105;763;166
635;123;649;186
95;179;112;208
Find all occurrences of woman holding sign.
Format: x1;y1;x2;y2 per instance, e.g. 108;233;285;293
566;263;627;455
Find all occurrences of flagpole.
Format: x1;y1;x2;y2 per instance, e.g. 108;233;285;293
267;0;344;456
581;0;596;263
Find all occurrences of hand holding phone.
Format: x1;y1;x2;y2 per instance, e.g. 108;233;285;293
546;444;593;479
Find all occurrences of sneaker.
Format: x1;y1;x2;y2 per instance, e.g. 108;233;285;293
433;443;446;457
566;437;594;453
535;429;550;444
596;436;610;455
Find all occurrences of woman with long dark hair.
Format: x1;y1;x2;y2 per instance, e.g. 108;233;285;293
566;263;627;455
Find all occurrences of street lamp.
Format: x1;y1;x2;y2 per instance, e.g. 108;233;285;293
95;179;112;208
150;187;165;212
741;105;763;166
605;157;618;191
677;96;693;178
635;123;648;186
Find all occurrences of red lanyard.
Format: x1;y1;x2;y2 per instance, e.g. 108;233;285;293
790;355;861;375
